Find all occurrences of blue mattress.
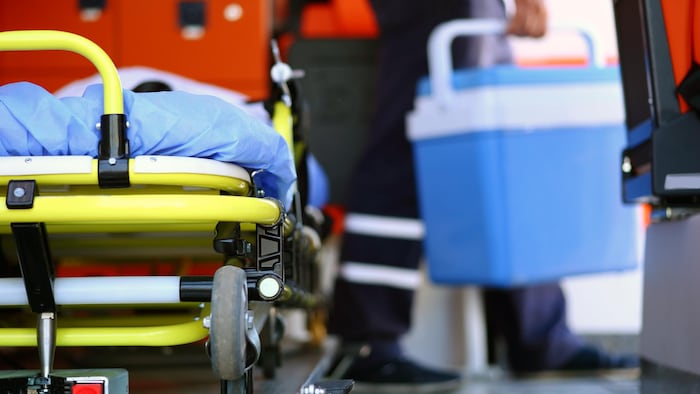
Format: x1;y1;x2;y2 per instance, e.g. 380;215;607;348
0;82;296;208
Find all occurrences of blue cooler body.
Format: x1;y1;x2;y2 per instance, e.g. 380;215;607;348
406;21;644;286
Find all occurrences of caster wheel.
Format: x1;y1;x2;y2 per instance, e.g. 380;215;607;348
210;265;248;381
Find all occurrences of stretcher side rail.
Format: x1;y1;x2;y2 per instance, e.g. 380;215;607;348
1;193;283;230
0;30;130;190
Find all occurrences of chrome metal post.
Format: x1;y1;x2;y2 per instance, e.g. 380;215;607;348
37;312;56;378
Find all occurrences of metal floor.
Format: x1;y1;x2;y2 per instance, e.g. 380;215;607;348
2;340;697;393
1;339;336;394
451;373;640;394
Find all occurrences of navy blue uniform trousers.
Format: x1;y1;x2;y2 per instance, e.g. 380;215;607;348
329;0;582;371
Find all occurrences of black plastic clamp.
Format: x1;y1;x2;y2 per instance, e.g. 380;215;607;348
6;180;37;209
97;113;130;188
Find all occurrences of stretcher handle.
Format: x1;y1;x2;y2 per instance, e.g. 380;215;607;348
427;19;606;110
0;30;123;114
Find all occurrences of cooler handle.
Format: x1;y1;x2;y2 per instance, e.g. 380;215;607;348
427;19;606;109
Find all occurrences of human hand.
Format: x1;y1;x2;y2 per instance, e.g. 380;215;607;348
507;0;548;38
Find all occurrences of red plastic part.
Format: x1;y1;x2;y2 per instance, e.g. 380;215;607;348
299;0;378;38
72;383;104;394
0;0;271;99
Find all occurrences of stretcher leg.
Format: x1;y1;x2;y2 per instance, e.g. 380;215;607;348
12;220;60;385
37;312;56;379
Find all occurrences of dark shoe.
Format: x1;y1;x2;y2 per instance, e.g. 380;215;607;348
512;345;640;379
557;345;640;371
342;356;462;393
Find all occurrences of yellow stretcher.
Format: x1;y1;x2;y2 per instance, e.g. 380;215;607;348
0;30;323;393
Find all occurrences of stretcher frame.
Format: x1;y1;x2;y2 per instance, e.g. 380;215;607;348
0;30;322;393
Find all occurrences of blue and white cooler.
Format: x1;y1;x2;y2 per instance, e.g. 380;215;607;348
406;19;644;287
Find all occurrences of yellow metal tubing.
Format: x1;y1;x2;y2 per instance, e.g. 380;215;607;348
58;312;204;328
0;316;209;347
44;223;217;234
0;194;282;226
0;30;123;114
50;234;215;252
272;101;294;154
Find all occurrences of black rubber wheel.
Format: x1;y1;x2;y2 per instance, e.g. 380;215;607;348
210;265;248;381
